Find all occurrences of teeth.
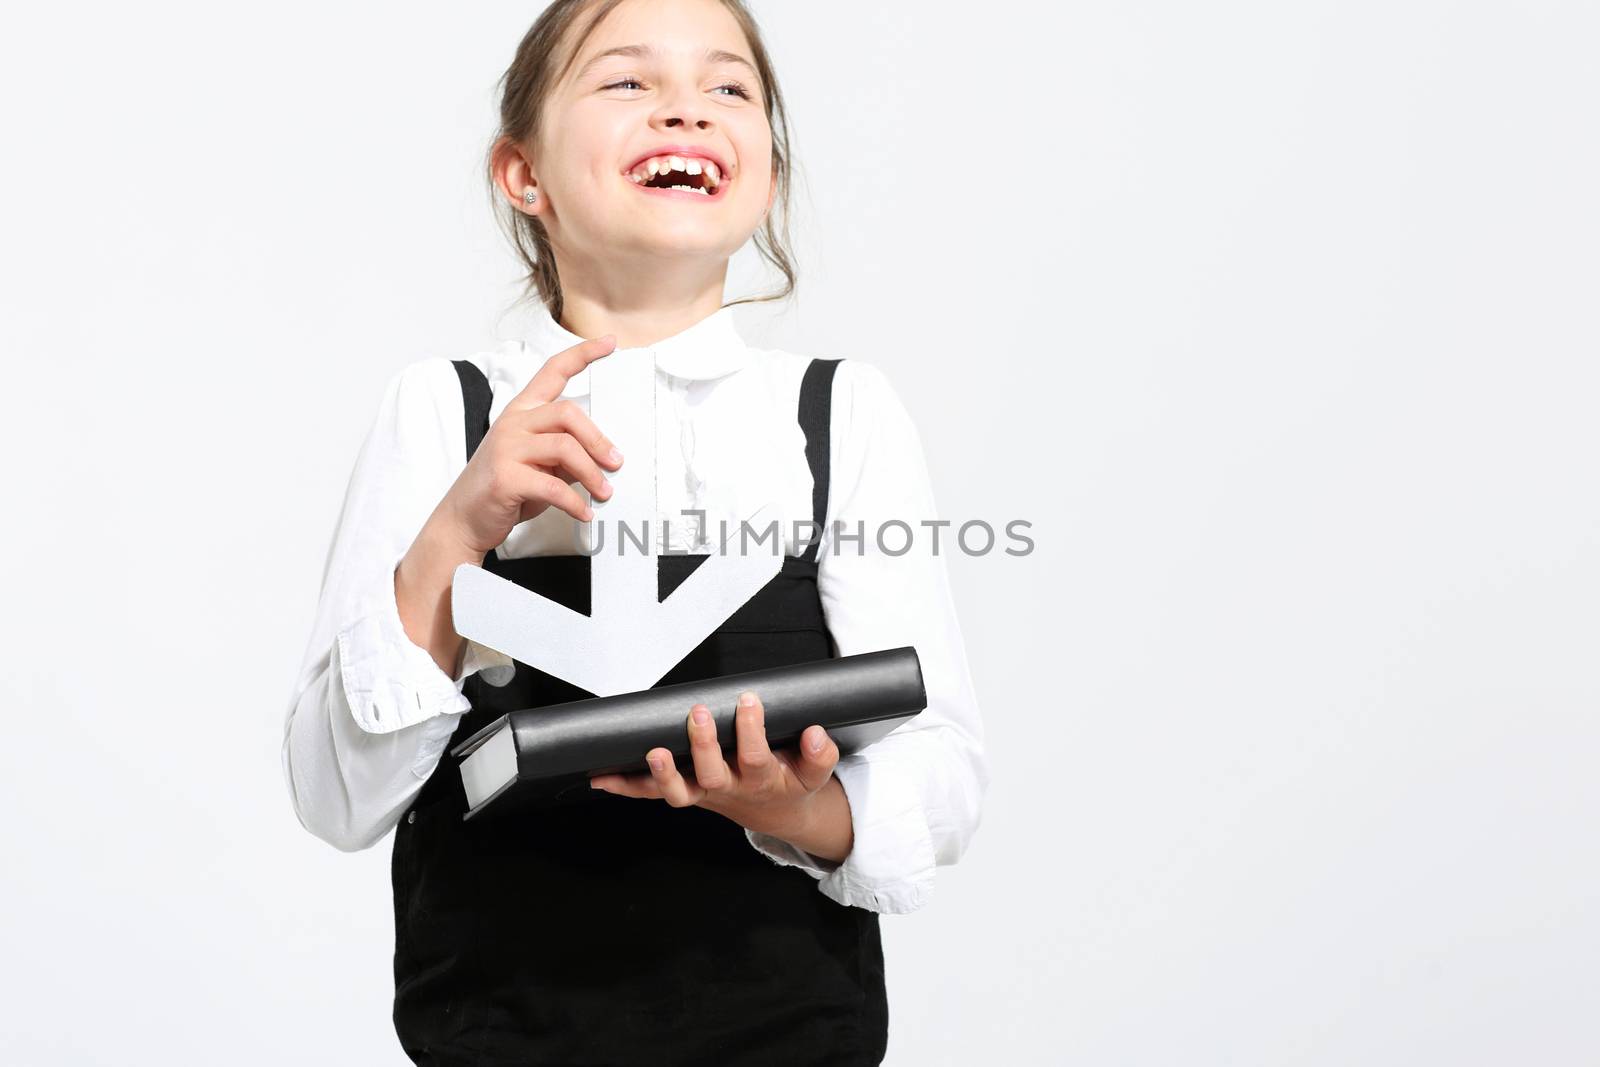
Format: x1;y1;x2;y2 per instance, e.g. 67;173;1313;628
627;153;726;192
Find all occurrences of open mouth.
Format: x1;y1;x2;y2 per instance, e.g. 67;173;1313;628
625;153;728;199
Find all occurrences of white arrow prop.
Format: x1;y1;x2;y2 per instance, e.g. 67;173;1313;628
450;347;782;697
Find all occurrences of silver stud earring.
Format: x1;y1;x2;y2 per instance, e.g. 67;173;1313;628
523;188;538;206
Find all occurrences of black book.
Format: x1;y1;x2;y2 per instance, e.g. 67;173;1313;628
449;646;926;819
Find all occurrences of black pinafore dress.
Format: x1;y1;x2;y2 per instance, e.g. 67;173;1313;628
390;357;889;1066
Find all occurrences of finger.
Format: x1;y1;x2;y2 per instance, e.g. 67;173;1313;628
589;770;661;799
505;335;617;414
512;466;594;523
646;746;702;808
520;432;613;502
789;725;840;794
518;398;624;472
686;704;733;794
733;690;782;789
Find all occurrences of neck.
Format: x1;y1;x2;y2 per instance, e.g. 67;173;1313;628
554;252;731;349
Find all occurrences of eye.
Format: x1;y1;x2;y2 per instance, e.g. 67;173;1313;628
601;77;753;100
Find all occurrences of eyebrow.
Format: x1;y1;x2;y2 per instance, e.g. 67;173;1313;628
576;43;759;83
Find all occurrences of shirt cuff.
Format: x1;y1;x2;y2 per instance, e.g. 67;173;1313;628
744;752;937;915
335;584;510;734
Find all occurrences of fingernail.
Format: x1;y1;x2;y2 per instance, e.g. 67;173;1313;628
608;447;623;464
808;731;825;753
692;706;710;726
738;691;756;707
599;478;612;496
647;755;662;772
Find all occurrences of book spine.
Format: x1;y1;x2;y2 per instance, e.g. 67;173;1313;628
512;646;925;781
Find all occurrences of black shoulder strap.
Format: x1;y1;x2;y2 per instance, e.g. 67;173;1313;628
797;358;842;563
452;359;493;460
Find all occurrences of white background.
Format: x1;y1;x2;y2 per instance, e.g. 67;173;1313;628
3;1;1596;1063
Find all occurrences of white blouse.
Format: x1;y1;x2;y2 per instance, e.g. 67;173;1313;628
280;304;989;915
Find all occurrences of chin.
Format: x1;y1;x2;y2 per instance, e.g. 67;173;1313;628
621;223;752;259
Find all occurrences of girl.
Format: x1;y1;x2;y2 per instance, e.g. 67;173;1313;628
282;0;988;1062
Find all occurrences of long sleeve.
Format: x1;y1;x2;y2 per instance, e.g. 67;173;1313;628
281;356;514;852
745;360;991;914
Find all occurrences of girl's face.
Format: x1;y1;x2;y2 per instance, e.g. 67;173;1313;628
532;0;775;271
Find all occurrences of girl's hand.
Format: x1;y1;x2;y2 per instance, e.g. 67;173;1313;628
429;334;624;558
590;690;842;842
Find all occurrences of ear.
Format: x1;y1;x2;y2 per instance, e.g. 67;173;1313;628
491;135;541;215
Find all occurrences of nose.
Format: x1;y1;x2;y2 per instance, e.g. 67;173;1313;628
650;82;715;132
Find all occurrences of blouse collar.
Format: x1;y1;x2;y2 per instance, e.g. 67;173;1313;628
504;302;751;401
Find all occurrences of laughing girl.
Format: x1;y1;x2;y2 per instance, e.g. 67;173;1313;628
283;1;988;1062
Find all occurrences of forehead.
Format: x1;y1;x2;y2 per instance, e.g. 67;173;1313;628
562;0;753;79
